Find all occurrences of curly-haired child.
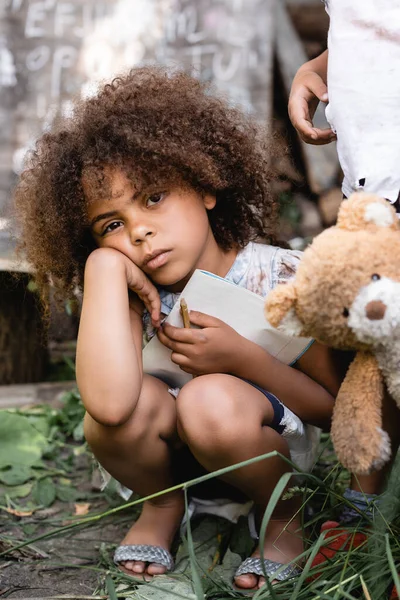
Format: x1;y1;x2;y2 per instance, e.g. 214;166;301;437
15;66;346;591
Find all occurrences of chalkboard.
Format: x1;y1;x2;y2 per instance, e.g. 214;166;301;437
0;0;274;261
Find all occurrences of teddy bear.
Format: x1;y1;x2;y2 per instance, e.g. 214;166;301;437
265;192;400;475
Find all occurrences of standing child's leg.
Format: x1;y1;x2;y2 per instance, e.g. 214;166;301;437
176;374;303;591
84;375;184;578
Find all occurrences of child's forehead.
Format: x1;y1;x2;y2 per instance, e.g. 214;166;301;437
81;164;188;205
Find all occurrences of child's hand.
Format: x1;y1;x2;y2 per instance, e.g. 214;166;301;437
122;255;161;327
157;311;245;375
87;248;161;327
289;70;336;145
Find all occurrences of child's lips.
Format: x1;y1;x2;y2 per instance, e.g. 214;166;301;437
145;250;171;270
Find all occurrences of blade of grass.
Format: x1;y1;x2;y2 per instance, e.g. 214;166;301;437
333;590;357;600
312;574;360;599
252;472;293;600
105;574;118;600
360;574;372;600
183;487;205;600
290;529;330;598
385;533;400;597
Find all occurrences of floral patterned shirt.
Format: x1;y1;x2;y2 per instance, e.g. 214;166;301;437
143;241;302;344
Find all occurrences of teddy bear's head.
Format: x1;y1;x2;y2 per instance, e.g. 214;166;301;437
265;193;400;350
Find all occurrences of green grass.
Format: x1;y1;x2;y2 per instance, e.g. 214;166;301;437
1;388;400;599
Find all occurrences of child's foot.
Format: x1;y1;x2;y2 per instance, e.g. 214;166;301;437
117;491;185;579
234;515;304;590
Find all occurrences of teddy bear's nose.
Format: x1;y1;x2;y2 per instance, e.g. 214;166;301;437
365;300;387;320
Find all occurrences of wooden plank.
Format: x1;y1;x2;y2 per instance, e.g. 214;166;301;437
0;255;31;273
0;229;31;272
0;380;76;409
275;1;339;194
287;2;329;43
285;0;322;4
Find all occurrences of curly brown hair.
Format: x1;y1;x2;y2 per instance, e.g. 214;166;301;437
14;65;279;305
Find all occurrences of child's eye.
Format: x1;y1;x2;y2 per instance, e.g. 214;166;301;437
146;192;166;207
102;221;123;235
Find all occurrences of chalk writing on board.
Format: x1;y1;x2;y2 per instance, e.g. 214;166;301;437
1;0;271;214
0;38;17;87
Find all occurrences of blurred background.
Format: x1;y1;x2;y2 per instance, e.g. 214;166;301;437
0;0;339;387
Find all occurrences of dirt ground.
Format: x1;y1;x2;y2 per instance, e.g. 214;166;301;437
0;499;131;598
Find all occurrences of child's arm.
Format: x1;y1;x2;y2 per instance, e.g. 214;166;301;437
76;247;160;427
288;50;335;145
229;338;336;430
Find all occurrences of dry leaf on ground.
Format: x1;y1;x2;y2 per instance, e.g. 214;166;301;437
74;502;91;516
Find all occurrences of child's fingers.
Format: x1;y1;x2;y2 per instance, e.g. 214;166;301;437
188;311;223;328
158;329;203;360
306;76;328;103
288;97;316;138
291;105;336;145
133;278;161;326
170;352;196;373
159;323;206;344
300;126;336;145
289;74;335;145
158;334;193;356
311;128;337;144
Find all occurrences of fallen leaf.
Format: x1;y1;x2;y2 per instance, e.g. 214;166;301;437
3;507;34;517
74;502;91;516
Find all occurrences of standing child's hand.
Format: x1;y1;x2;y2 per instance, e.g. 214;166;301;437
289;49;336;146
289;70;335;145
157;311;246;375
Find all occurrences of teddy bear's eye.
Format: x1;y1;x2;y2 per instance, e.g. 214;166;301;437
343;308;349;318
371;273;381;281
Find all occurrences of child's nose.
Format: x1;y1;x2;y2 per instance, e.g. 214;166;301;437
130;222;155;245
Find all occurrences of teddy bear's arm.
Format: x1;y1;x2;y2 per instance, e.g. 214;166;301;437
331;351;391;475
265;282;305;336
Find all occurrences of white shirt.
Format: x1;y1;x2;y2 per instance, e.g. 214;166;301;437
323;0;400;201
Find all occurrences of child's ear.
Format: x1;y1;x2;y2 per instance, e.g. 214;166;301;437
203;193;217;210
265;282;305;336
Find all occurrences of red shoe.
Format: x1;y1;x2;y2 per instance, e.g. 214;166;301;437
310;521;368;579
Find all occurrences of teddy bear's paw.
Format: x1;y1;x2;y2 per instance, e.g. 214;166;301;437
370;428;392;471
332;424;391;475
276;307;304;337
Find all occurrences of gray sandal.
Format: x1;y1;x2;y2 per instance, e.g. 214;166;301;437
235;508;301;583
114;544;174;572
235;556;300;581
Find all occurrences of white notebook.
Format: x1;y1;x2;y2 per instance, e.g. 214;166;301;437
142;269;313;387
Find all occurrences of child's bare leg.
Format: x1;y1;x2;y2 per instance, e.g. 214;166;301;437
177;374;301;590
84;375;184;577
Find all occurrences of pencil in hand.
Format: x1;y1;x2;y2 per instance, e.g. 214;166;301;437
180;298;191;329
180;298;197;378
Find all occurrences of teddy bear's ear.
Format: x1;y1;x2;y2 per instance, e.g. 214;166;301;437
265;283;305;337
337;192;399;232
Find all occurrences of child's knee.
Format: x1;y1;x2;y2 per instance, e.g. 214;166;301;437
84;375;175;450
176;375;244;449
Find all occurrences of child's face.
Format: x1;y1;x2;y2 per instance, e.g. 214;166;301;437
86;168;217;290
